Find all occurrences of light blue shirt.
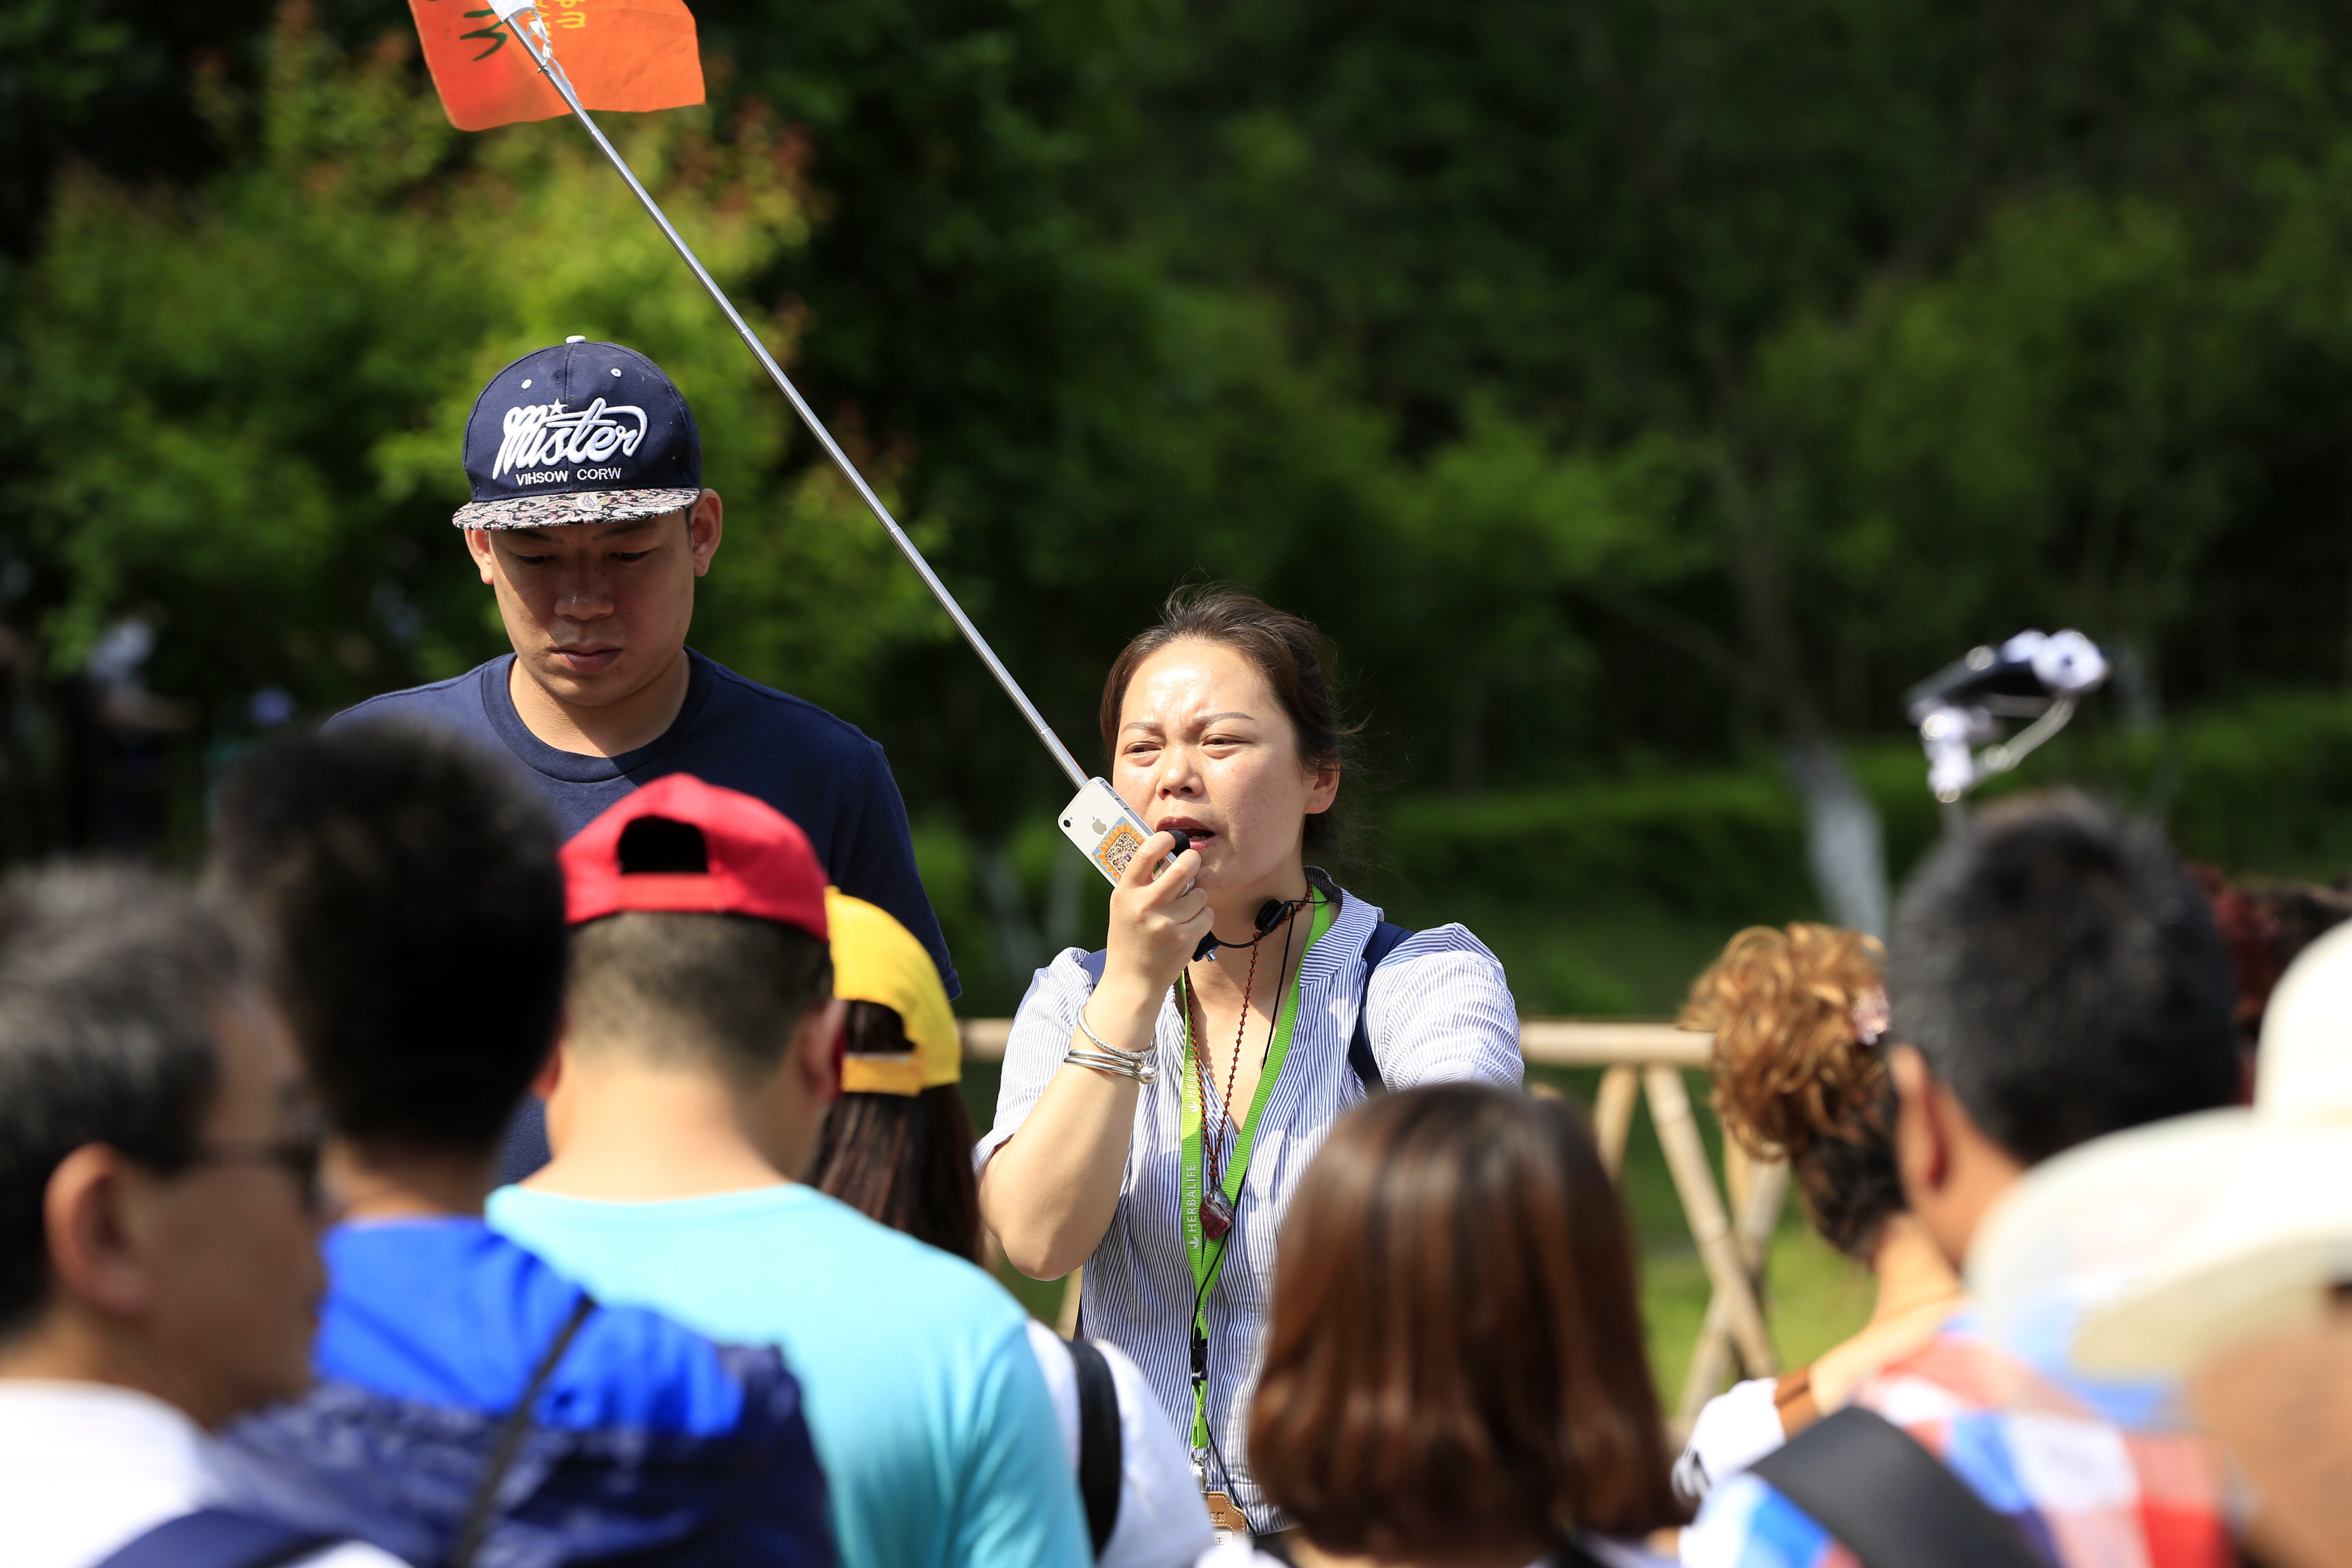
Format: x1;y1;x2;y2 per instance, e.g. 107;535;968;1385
488;1181;1089;1568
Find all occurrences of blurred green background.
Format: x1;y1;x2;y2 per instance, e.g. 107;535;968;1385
13;0;2352;1388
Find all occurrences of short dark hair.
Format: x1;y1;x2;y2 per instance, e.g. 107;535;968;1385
1889;792;2237;1164
1100;586;1358;856
1250;1085;1682;1555
0;865;253;1341
210;721;565;1157
804;1002;982;1261
568;912;832;1080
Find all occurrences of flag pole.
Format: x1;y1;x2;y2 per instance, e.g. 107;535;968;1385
490;0;1089;792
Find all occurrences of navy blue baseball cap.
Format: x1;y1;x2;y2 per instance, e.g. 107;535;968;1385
453;338;703;529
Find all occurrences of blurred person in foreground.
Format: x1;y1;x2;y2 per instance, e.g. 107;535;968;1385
0;866;399;1568
1683;793;2242;1568
808;888;1215;1568
206;723;833;1566
1203;1082;1682;1568
1670;925;1963;1503
1970;920;2352;1568
490;775;1089;1568
332;339;957;1178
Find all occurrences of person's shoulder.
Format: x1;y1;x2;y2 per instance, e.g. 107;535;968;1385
1850;1312;2035;1427
796;1192;1027;1324
1385;920;1506;971
692;654;882;755
324;1219;750;1437
324;660;500;731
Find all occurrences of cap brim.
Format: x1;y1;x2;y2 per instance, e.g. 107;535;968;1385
454;487;702;530
2072;1127;2352;1377
1972;1107;2352;1381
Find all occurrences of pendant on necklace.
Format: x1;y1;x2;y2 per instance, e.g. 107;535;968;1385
1200;1186;1235;1240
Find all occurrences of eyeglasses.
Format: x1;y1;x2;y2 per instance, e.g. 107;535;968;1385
183;1132;326;1212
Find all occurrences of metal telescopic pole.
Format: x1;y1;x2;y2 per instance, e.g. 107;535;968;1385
496;2;1089;792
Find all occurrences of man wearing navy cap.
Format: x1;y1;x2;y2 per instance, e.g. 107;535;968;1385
334;340;957;1169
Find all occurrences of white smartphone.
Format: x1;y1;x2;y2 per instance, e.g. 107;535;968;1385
1058;776;1164;885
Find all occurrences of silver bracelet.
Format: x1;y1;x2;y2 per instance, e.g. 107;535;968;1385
1065;1046;1158;1085
1074;1007;1126;1056
1066;1009;1158;1085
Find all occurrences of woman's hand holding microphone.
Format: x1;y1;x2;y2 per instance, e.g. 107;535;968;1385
1070;831;1209;1078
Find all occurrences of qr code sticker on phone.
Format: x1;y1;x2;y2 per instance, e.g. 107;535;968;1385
1092;821;1147;879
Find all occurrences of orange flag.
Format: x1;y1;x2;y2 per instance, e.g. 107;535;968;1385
408;0;704;132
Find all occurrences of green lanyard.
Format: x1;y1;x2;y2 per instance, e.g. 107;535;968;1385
1178;894;1334;1452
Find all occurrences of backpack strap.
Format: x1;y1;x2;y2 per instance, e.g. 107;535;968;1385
1067;1336;1123;1558
1348;922;1415;1095
96;1509;340;1568
1747;1406;2047;1568
447;1290;597;1568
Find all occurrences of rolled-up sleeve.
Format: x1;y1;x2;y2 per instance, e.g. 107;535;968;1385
1367;924;1523;1090
974;949;1092;1172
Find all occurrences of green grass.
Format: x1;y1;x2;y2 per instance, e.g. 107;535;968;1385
957;1058;1878;1403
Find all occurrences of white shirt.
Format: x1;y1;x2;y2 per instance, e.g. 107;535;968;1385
980;888;1523;1523
0;1381;402;1568
1025;1321;1218;1568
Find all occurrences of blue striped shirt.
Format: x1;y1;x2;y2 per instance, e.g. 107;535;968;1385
976;886;1522;1524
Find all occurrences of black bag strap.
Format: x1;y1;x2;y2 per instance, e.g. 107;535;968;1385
446;1290;597;1568
1067;1336;1124;1557
96;1509;341;1568
1748;1406;2047;1568
1078;916;1416;1095
1348;921;1414;1095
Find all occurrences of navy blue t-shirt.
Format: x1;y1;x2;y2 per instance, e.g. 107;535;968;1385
331;652;957;1179
330;649;956;998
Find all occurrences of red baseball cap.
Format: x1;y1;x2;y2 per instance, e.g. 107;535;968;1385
561;773;829;939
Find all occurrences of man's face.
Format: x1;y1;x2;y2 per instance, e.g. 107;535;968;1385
466;494;724;712
140;991;325;1427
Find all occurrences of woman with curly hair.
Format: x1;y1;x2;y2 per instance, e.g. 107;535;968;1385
1668;924;1964;1505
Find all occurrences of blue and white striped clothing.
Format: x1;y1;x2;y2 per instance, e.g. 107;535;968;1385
976;887;1522;1524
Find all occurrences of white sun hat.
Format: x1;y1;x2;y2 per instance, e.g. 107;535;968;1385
1971;920;2352;1381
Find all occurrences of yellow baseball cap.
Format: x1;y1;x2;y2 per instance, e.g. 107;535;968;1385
827;888;960;1094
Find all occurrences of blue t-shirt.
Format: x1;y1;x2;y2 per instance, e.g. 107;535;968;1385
488;1182;1090;1568
328;649;956;998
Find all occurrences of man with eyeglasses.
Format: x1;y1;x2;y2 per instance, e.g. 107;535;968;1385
0;865;398;1568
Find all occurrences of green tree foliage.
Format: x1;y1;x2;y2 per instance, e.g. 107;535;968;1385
4;11;933;774
10;0;2352;997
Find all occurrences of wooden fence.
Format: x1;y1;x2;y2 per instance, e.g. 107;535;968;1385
960;1019;1783;1425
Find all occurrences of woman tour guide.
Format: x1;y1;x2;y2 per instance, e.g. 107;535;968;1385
976;588;1523;1533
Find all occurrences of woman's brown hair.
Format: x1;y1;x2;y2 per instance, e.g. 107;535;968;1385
1098;586;1356;856
1680;924;1899;1258
1249;1085;1681;1557
803;1001;983;1264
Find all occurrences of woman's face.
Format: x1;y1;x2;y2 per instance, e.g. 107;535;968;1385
1113;639;1339;895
